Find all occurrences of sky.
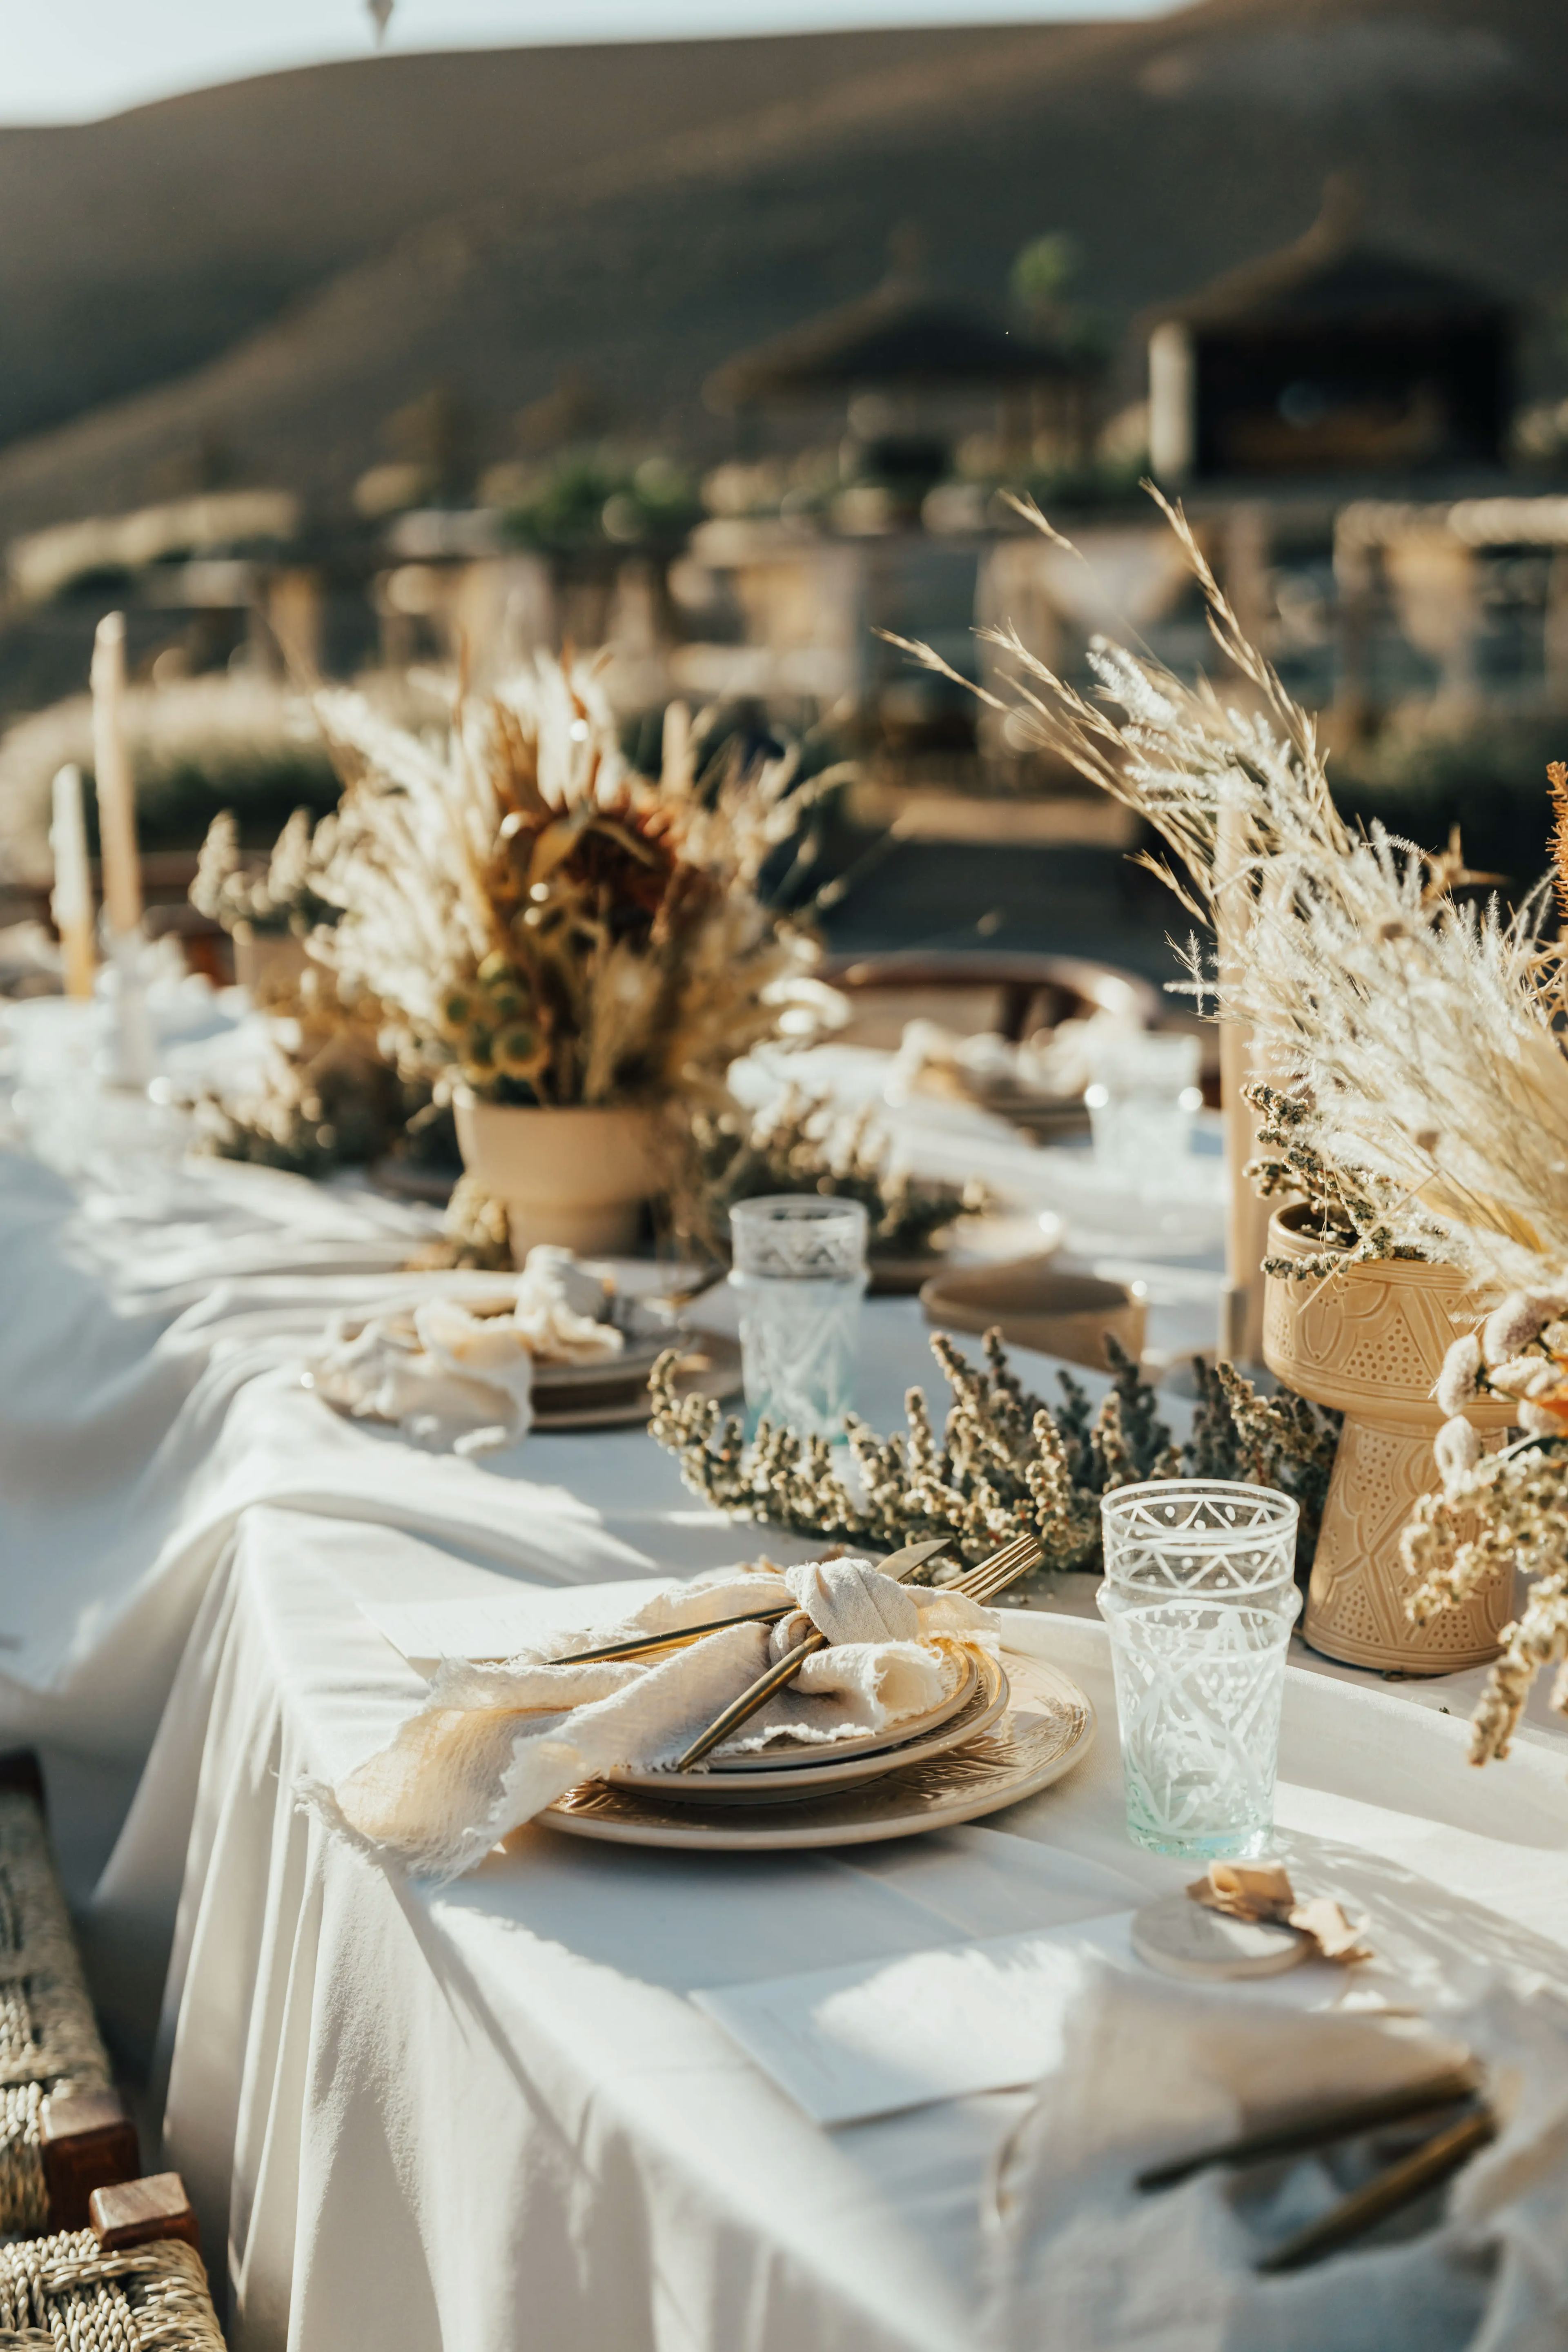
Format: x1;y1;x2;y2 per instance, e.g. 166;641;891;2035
0;0;1170;124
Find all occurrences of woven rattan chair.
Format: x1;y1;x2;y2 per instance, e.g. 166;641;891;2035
0;2172;223;2350
0;1759;138;2233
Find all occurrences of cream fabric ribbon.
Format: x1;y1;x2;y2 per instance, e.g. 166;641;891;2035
319;1559;996;1880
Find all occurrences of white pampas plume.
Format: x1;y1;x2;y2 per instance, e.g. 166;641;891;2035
1433;1416;1483;1488
1434;1332;1482;1417
1483;1293;1561;1362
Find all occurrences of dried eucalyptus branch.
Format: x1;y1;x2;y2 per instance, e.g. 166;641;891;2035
650;1326;1337;1577
1245;1080;1436;1279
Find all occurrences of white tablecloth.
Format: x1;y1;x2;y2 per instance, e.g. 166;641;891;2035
90;1505;1568;2352
8;1007;1568;2348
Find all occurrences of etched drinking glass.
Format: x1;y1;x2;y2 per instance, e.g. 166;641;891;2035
1098;1481;1301;1859
728;1196;869;1441
1085;1029;1202;1184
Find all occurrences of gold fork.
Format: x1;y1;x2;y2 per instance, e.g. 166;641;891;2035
675;1530;1044;1771
552;1536;955;1670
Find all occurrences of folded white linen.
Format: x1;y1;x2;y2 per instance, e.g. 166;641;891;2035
303;1245;625;1455
321;1558;996;1879
987;1960;1568;2352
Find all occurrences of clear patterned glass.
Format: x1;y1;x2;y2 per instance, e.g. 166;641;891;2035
1098;1583;1301;1858
728;1196;868;1441
1098;1479;1301;1858
1085;1029;1201;1182
1101;1481;1299;1599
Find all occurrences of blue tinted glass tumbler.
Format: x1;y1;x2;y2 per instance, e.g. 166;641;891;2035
1097;1481;1301;1859
728;1195;869;1442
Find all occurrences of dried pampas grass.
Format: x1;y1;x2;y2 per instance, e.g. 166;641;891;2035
888;490;1568;1298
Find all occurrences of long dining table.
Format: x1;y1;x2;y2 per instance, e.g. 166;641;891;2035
6;996;1568;2349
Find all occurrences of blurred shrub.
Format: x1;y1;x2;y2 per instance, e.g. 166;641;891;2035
498;450;699;552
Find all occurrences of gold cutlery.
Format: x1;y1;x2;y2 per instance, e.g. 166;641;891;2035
1256;2101;1494;2274
675;1530;1045;1771
1136;2068;1481;2192
555;1536;956;1669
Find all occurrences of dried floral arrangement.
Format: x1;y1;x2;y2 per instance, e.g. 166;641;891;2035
194;978;450;1180
1244;1081;1429;1281
307;659;822;1111
190;807;338;939
650;1327;1337;1577
682;1087;981;1265
886;490;1568;1298
1405;1291;1568;1763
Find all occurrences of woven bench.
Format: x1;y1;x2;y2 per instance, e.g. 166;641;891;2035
0;1759;138;2232
0;2172;223;2349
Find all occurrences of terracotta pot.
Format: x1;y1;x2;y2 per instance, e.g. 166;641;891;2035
234;928;310;1002
1262;1204;1514;1673
919;1257;1146;1374
452;1094;664;1262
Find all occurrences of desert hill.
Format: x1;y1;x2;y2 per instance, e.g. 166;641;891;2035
0;0;1564;541
0;22;1039;453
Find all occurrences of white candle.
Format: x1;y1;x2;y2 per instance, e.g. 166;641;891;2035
49;763;96;1001
1215;803;1273;1366
90;612;142;938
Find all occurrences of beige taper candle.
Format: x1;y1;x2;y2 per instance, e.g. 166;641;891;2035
49;764;96;1001
1215;803;1273;1365
91;612;142;938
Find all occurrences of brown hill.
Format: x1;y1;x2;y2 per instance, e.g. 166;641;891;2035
0;0;1564;540
0;23;1040;451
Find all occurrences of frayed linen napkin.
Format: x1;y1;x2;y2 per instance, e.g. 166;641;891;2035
304;1245;624;1455
318;1558;996;1878
986;1959;1568;2352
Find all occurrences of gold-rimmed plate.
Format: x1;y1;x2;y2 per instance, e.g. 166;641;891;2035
604;1653;1007;1804
541;1648;1093;1849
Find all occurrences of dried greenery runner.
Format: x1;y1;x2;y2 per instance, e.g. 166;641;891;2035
651;1327;1336;1581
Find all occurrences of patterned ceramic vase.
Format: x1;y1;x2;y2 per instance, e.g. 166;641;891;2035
452;1094;662;1261
1262;1204;1515;1673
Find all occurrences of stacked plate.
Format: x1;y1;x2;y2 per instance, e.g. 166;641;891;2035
542;1644;1096;1852
531;1324;742;1431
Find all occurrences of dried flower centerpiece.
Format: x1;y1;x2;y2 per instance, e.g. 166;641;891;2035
650;1326;1336;1579
683;1086;982;1281
887;490;1568;1296
307;659;821;1258
888;491;1568;1671
192;806;340;1002
1406;1292;1568;1761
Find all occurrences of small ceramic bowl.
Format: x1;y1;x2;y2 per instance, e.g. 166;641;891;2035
918;1256;1147;1372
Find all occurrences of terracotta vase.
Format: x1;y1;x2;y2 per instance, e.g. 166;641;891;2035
1262;1204;1515;1673
452;1093;664;1263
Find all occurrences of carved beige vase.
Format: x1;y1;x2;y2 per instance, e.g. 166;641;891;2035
452;1093;664;1262
1262;1204;1515;1673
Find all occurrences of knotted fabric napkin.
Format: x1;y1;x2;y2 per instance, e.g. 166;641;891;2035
987;1960;1568;2352
305;1245;623;1455
321;1559;996;1879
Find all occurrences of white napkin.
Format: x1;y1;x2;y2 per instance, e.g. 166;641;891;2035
318;1559;996;1879
987;1960;1568;2352
304;1245;624;1455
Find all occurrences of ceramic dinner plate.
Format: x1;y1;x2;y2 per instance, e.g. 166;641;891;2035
541;1648;1094;1849
602;1653;1007;1803
530;1331;672;1395
529;1332;742;1430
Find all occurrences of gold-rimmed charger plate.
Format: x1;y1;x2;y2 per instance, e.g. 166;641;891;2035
604;1653;1007;1804
542;1648;1093;1849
